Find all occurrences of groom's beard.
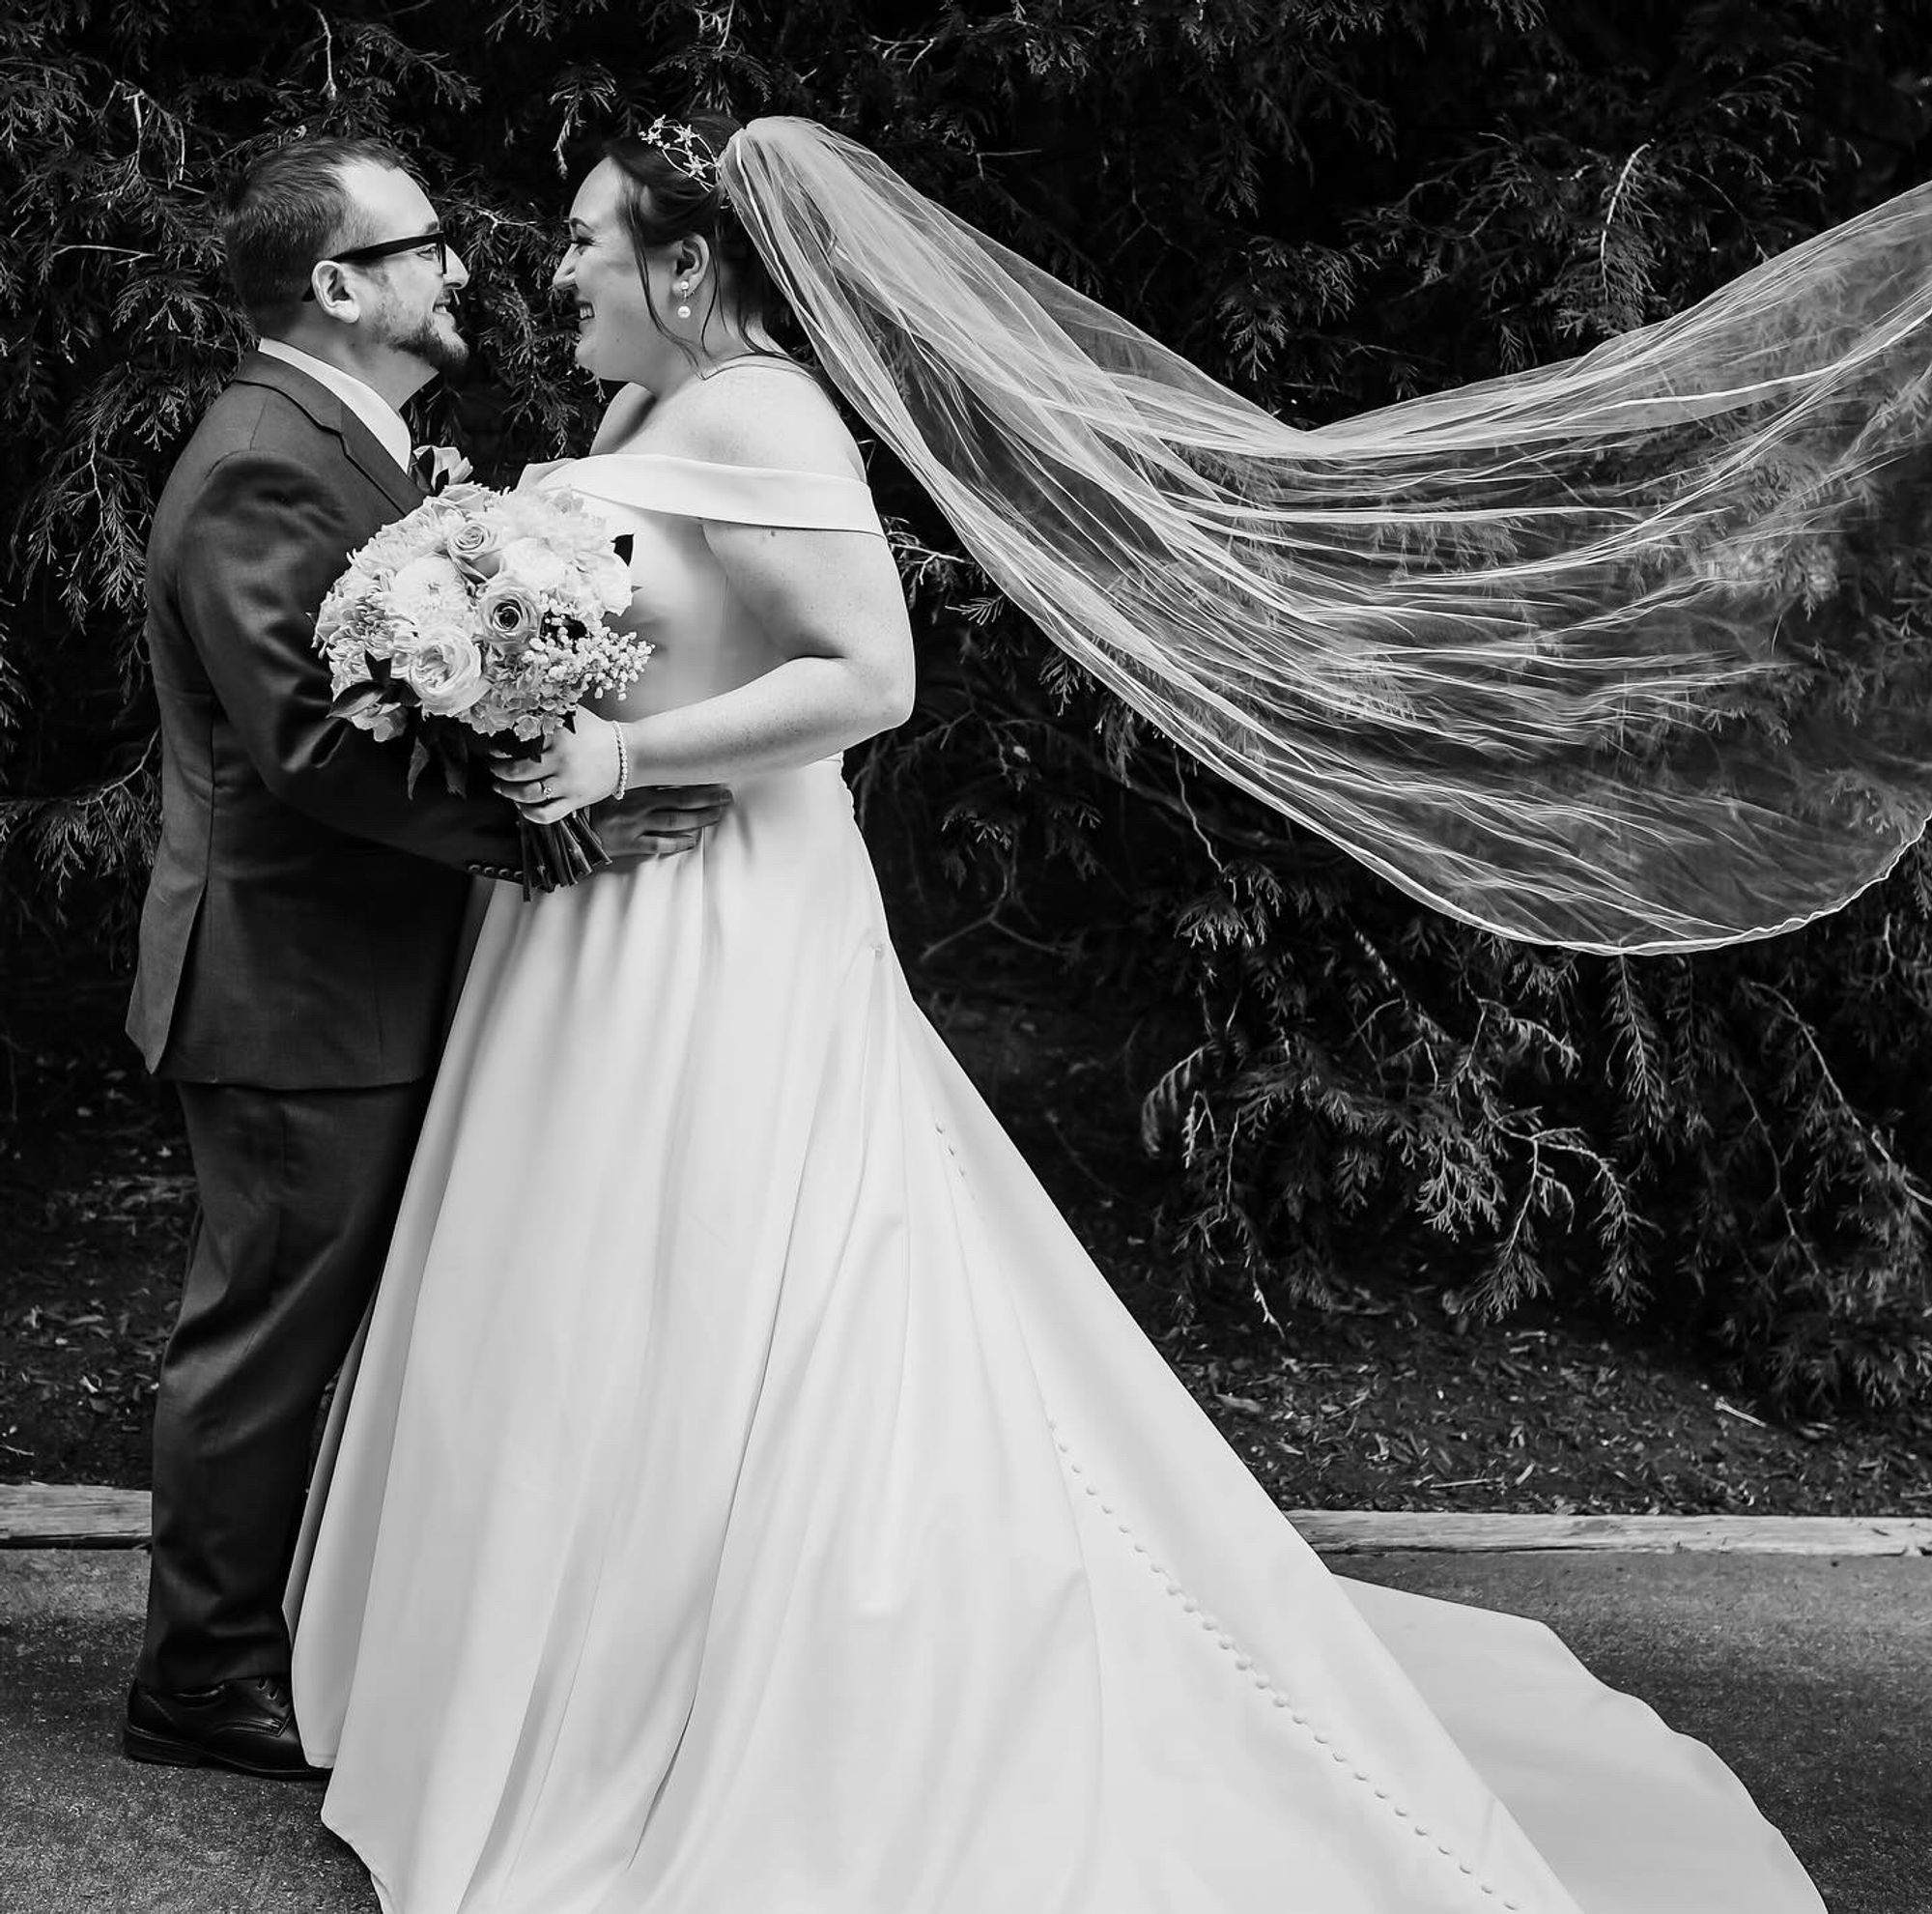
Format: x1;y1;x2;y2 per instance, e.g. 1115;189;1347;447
396;313;471;380
376;290;471;382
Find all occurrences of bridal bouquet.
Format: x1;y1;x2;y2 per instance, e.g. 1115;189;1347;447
315;481;648;897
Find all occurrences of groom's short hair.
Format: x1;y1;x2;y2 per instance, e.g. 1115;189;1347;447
222;135;414;327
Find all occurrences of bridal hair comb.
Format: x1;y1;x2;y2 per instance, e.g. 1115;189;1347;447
639;116;723;197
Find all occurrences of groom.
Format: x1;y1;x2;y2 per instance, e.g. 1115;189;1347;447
123;135;724;1779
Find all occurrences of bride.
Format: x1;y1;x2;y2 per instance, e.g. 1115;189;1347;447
280;111;1888;1911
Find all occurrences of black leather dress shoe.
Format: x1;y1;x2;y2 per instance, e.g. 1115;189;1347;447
124;1673;328;1783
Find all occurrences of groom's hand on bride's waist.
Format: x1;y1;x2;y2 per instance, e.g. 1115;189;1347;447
590;785;734;862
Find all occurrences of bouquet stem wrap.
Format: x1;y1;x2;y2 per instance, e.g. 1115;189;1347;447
497;733;610;901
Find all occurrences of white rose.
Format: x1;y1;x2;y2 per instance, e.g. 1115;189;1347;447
476;574;546;647
400;631;488;717
443;512;505;583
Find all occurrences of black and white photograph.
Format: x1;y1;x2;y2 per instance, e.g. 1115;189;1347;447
2;3;1929;1909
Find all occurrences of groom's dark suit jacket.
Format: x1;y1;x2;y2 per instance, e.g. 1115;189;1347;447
128;351;523;1089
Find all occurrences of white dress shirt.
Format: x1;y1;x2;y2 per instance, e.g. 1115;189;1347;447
256;337;414;474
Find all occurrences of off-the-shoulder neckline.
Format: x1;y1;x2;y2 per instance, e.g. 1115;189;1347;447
535;451;885;534
561;451;869;488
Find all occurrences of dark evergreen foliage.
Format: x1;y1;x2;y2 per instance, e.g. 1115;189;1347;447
5;0;1932;1408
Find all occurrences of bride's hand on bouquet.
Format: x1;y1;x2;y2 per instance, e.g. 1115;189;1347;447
492;713;622;824
491;716;732;860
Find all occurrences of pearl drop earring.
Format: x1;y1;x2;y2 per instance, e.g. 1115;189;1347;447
674;281;692;321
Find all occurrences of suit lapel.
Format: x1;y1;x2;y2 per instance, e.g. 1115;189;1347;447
340;414;428;517
234;351;425;517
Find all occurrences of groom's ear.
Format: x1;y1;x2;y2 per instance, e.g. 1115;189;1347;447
309;262;363;325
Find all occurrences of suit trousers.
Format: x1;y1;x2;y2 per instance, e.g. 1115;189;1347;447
137;1076;433;1691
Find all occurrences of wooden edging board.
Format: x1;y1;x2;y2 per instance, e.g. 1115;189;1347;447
0;1486;152;1548
1290;1509;1932;1556
2;1486;1928;1556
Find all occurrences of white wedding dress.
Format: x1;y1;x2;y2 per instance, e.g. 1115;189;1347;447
288;451;1824;1914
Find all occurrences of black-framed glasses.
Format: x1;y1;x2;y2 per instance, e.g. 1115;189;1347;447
302;228;450;300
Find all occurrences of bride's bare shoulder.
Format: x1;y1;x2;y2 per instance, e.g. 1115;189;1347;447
668;360;866;482
588;384;656;454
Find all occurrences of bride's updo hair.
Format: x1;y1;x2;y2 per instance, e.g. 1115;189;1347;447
601;112;792;355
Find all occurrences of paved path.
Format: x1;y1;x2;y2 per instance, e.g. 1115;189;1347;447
1344;1550;1931;1914
3;1548;1923;1911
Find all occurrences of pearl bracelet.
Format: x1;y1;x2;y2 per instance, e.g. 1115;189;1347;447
611;724;631;803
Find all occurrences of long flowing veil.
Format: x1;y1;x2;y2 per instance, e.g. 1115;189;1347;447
722;117;1932;953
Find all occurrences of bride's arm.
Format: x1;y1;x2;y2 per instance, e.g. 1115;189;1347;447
634;517;914;770
502;523;913;814
497;382;916;815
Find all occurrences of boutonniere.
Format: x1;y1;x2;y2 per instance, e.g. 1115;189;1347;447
411;443;474;496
